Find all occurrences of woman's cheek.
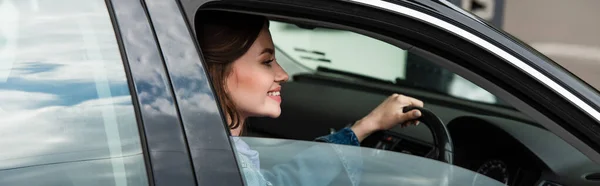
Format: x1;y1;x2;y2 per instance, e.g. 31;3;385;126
238;68;265;97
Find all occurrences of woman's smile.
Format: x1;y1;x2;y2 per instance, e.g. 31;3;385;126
267;87;282;103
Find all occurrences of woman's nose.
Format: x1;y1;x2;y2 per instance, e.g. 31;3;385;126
275;63;289;83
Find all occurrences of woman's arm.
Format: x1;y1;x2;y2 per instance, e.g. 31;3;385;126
348;94;424;141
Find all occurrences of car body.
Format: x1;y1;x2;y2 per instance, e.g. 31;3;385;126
1;0;600;186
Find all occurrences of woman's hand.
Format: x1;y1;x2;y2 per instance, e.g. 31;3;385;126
351;94;424;142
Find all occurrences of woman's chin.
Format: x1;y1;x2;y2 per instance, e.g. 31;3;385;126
267;112;281;118
247;109;281;118
265;108;282;118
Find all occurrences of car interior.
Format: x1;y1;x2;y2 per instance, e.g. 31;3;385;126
194;9;600;186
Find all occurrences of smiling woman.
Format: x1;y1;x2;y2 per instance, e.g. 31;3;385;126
0;0;148;185
196;10;429;186
197;11;278;133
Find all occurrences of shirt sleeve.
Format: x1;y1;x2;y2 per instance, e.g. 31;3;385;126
314;127;360;146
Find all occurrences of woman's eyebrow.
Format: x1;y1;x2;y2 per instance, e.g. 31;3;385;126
261;48;275;55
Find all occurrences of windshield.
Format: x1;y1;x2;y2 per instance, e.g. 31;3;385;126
270;21;509;106
235;137;505;186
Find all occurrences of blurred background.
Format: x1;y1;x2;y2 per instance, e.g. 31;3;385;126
452;0;600;91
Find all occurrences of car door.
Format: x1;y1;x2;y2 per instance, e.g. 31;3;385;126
0;0;199;185
106;0;208;185
0;1;152;184
168;0;600;186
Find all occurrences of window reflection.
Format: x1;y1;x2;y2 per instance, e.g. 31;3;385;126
0;0;148;185
238;137;505;186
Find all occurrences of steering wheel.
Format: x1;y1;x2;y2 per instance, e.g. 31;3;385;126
365;106;453;164
402;106;453;164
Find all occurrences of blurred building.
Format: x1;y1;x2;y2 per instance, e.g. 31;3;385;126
503;0;600;91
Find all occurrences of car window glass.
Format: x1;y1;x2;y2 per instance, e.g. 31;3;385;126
0;0;148;185
233;136;505;186
225;20;600;186
224;20;519;185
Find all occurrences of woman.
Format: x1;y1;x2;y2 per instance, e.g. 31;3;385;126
197;11;424;186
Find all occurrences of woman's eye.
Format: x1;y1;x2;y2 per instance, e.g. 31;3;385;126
263;59;274;67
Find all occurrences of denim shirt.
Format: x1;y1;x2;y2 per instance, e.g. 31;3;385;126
233;127;363;186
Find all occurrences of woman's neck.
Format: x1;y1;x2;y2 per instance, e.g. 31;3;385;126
231;124;244;136
228;114;247;136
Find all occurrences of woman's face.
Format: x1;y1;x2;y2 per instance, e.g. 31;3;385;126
226;25;289;119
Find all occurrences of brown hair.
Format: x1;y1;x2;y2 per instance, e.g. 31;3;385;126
195;11;268;130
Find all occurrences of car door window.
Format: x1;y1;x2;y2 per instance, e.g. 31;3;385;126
235;136;504;186
0;0;148;185
233;20;513;185
223;19;595;186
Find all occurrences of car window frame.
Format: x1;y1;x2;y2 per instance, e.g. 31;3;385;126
138;0;248;185
103;1;155;185
106;0;199;185
344;0;600;162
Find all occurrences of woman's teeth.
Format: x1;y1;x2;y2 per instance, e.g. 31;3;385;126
267;91;280;96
